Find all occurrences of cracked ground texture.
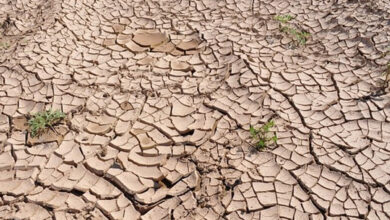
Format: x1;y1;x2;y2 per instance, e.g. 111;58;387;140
0;0;390;219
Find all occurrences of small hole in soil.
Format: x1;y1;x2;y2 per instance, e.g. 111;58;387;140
70;189;84;196
110;162;122;169
182;129;194;137
224;179;241;190
160;178;173;188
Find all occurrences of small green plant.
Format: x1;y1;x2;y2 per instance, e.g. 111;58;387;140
28;110;66;137
380;46;390;58
249;120;277;151
382;62;390;85
274;14;294;23
0;41;9;49
280;26;310;45
274;14;310;46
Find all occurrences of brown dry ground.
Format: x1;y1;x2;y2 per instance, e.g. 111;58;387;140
0;0;390;219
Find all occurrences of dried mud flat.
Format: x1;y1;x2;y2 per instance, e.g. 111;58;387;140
0;0;390;219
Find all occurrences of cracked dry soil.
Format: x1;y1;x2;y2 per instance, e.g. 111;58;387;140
0;0;390;219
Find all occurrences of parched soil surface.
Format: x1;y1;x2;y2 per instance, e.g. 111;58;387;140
0;0;390;219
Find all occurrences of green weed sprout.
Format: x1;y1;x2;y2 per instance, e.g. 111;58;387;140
249;120;277;150
274;14;294;23
280;26;310;45
28;109;65;137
